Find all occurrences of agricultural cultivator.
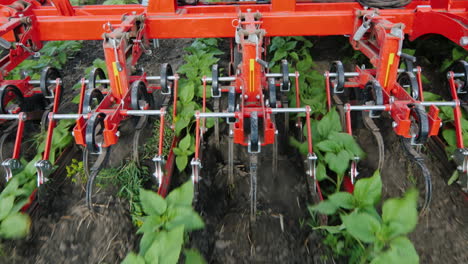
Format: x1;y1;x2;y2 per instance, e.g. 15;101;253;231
0;0;466;222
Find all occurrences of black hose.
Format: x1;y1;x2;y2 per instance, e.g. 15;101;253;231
357;0;412;8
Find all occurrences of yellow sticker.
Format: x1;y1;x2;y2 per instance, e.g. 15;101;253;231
384;53;395;87
249;59;255;93
113;62;122;97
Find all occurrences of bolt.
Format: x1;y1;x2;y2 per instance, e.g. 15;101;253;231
256;95;260;99
247;9;251;12
460;36;468;46
116;131;121;137
389;96;395;104
244;95;248;99
440;122;443;127
457;165;463;171
392;121;397;128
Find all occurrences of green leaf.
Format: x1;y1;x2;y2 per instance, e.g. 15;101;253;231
325;150;350;175
448;170;459;185
139;188;167;216
330;132;365;158
313;225;342;234
341;211;381;243
316;162;327;181
184;249;206;264
164;206;204;231
316;140;341;153
328;192;355;210
166;180;194;207
179;134;191;151
371;236;419;264
163;226;185;264
452;47;466;61
176;155;188;172
382;188;418;238
442;129;456;147
175;117;190;136
139;231;158;256
309;200;338;215
145;231;166;264
0;212;31;239
0;195;15;221
317;110;342;138
179;82;195;104
1;177;19;198
137;215;162;234
353;170;382;208
423;91;441;101
122;252;146;264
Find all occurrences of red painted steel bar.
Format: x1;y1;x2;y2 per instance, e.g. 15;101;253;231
448;72;464;148
17;2;466;45
12;112;25;159
43;79;62;160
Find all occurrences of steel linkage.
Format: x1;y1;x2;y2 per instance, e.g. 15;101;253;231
325;13;467;213
192;11;319;221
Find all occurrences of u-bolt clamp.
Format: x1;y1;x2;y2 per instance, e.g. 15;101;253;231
2;158;22;182
152;155;165;189
35;159;52;186
190;158;202;184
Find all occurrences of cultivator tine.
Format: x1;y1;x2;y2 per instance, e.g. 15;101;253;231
228;124;234;186
84;146;110;210
362;113;385;171
249;153;258;222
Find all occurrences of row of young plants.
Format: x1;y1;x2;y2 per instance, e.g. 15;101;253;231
267;36;420;263
0;41;84;239
75;39;225;263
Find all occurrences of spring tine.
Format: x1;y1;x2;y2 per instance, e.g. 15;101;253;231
249;153;258;223
228;125;234;186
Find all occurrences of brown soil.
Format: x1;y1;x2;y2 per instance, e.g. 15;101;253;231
1;36;467;264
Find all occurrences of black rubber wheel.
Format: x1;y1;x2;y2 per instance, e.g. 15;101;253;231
398;71;419;100
40;67;61;105
131;80;153;110
329;61;345;94
160;63;173;94
0;85;24;114
268;78;277;108
281;60;290;92
82;89;104;115
212;64;220;97
85;112;106;154
88;67;108;90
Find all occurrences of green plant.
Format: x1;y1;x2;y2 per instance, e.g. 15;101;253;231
0;119;75;239
7;41;82;80
65;159;86;184
310;171;419;264
172;38;222;171
290;109;365;192
122;180;205;264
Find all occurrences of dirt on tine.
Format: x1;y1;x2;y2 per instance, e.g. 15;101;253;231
1;35;467;264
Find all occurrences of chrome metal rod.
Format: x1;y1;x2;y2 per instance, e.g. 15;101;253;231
421;101;458;107
0;114;23;120
52;114;82;120
347;105;387;111
28;75;177;85
197;112;236;118
271;107;308;113
203;73;299;82
454;73;466;78
325;68;418;78
126;110;164;116
326;72;360;77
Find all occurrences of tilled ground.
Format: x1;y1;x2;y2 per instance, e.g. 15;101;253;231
1;37;467;264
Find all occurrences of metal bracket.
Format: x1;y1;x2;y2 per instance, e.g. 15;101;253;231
2;158;22;182
152;155;166;189
35;159;52;186
306;153;317;193
453;148;468;192
190;158;202;184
